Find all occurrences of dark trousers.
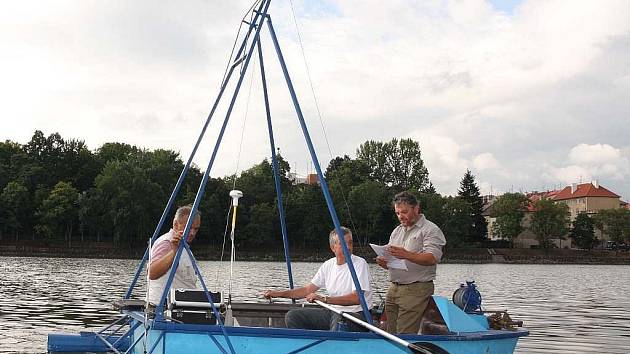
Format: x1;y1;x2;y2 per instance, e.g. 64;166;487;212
285;308;368;331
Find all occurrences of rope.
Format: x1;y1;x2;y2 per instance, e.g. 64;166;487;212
143;237;153;353
228;204;238;302
216;28;258;286
219;0;263;89
287;0;362;244
215;0;260;296
215;199;233;287
232;51;257;190
215;29;257;291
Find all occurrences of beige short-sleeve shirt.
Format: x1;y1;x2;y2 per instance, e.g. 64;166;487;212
388;214;446;284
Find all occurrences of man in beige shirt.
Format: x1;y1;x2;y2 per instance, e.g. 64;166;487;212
376;191;446;334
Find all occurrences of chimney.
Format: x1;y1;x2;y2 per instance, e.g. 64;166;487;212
306;173;319;186
571;183;577;194
592;180;599;189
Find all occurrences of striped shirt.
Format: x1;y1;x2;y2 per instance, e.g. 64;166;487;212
147;229;197;305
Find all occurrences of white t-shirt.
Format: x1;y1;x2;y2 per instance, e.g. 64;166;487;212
310;254;373;313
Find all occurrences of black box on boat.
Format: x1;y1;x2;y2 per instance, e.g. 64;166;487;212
169;288;223;306
170;308;218;324
167;289;223;325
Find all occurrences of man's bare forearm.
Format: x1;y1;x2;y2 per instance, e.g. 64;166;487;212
265;284;318;300
149;250;176;280
326;292;360;306
407;251;437;266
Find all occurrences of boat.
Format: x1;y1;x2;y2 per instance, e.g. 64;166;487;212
47;1;528;353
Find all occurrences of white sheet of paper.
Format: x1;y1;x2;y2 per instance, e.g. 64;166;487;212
369;243;408;270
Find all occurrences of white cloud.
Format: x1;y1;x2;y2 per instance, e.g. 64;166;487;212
547;143;630;189
549;165;593;185
406;132;469;193
568;143;621;165
1;0;630;199
472;152;499;170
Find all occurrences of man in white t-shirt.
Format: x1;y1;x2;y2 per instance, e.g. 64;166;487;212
262;227;373;331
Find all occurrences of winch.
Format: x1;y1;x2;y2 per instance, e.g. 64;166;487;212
452;280;482;313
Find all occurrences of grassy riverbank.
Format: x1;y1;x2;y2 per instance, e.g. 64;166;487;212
1;240;630;264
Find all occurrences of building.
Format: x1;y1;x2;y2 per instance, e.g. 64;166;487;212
305;173;319;186
287;172;319;186
511;190;565;248
552;181;620;220
485;181;623;248
482;197;501;241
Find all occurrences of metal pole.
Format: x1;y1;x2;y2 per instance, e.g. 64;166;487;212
142;10;273;354
315;300;444;354
265;16;372;323
124;0;269;299
257;36;295;296
155;0;272;317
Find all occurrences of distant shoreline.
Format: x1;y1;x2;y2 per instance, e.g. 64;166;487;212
1;242;629;265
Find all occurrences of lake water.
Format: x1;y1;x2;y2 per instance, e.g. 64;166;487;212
1;256;629;353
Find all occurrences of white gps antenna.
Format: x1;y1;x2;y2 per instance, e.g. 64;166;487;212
226;189;243;326
229;190;243;207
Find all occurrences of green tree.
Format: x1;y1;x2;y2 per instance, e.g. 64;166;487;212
236;158;288;207
0;181;30;240
440;196;473;248
493;193;528;247
197;177;230;246
594;208;630;244
78;189;107;242
24;131;65;187
530;199;569;249
0;140;22;189
324;156;372;240
416;192;446;227
357;138;430;192
457;169;487;243
239;202;276;248
36;181;80;245
96;142;141;164
346;181;392;246
95;158;164;247
60;138;100;192
570;212;597;250
285;184;331;249
325;155;370;188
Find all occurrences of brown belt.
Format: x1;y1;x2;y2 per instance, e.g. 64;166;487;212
391;280;432;286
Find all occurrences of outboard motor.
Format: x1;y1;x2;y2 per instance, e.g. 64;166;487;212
452;280;482;313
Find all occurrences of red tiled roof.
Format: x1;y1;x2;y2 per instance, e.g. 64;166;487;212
553;183;620;201
526;191;559;211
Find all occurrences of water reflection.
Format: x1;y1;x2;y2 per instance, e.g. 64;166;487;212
1;257;629;353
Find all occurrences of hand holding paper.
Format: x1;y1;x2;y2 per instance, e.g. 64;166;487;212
369;243;408;270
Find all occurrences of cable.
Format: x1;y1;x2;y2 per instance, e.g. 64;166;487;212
232;50;257;190
219;0;263;89
216;199;234;287
288;0;362;244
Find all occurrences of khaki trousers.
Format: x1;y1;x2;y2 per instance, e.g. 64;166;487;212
385;281;434;334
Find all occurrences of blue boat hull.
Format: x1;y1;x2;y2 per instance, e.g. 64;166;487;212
127;320;527;354
48;297;528;354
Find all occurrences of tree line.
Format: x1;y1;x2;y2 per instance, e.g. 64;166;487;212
1;131;491;251
491;193;630;249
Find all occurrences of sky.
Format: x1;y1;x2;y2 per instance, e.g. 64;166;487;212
1;0;630;200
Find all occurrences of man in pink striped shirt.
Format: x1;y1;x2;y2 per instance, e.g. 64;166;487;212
147;205;201;305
